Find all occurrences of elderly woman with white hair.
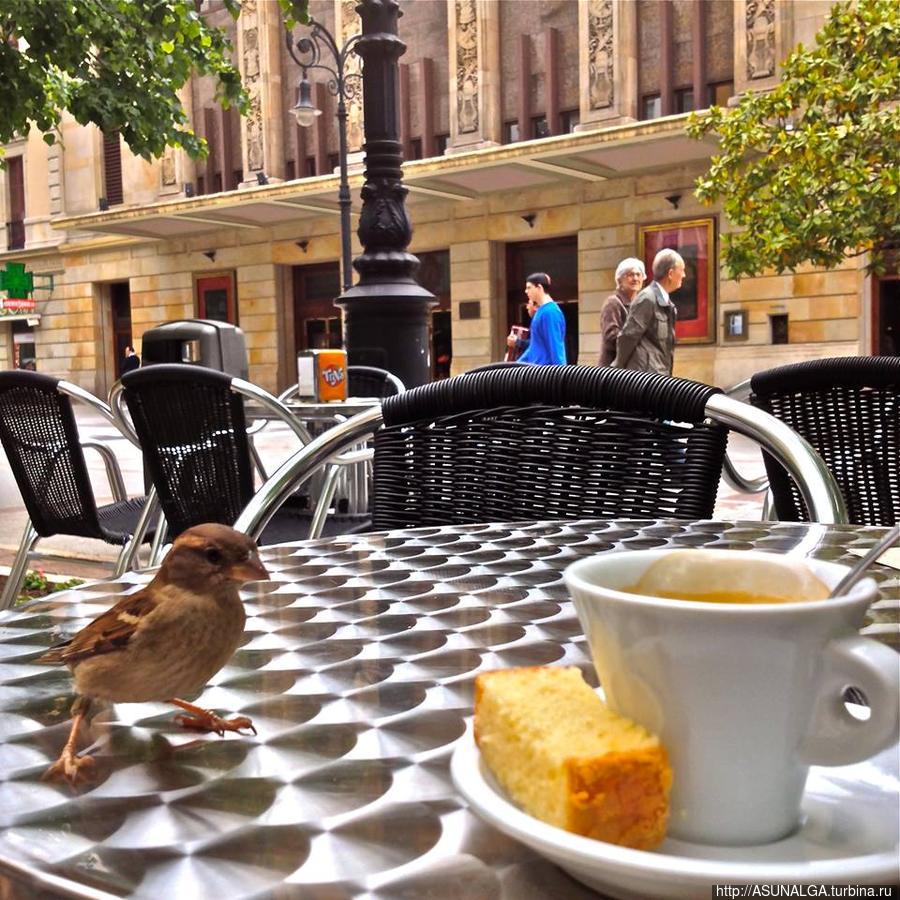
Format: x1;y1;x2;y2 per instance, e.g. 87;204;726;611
598;257;646;366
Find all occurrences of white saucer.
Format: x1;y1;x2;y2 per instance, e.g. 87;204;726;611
451;729;899;900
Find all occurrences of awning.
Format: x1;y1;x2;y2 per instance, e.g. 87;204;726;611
53;115;718;241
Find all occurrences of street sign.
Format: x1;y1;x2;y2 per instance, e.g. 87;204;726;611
0;262;36;312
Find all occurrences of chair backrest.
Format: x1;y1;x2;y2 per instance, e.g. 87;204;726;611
371;365;728;529
120;364;254;539
750;356;900;525
348;365;405;399
0;371;104;539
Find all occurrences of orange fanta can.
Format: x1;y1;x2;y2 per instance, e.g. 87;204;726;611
298;349;347;401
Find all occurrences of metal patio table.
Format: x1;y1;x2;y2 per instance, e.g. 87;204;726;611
0;519;897;899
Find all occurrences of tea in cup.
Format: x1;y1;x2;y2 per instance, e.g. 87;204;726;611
564;548;900;846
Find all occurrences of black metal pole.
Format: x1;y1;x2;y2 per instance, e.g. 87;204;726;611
335;0;435;388
335;95;353;293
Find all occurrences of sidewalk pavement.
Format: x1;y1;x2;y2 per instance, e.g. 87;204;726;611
0;409;767;580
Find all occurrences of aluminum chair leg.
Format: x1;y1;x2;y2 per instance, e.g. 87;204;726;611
114;491;160;576
309;464;341;540
249;436;268;483
149;508;169;567
0;521;39;611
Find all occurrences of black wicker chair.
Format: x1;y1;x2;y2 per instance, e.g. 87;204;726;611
749;356;900;526
0;371;156;610
235;365;846;540
111;364;320;548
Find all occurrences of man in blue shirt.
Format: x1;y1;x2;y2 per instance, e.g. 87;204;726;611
516;272;567;365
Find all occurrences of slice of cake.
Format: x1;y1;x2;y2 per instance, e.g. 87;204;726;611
474;665;672;850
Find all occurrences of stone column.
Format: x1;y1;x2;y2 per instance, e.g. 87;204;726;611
734;0;789;96
237;0;285;185
447;0;501;153
336;0;365;161
576;0;637;130
160;85;197;198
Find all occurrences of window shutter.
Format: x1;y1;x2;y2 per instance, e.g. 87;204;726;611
103;133;124;205
6;156;25;249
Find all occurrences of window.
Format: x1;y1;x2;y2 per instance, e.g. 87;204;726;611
285;159;296;181
707;81;734;108
197;175;206;195
770;314;789;345
306;156;317;177
504;121;521;144
531;116;550;139
5;156;25;250
560;110;580;133
409;138;422;161
327;152;340;172
102;132;123;206
435;134;449;155
641;94;661;120
675;88;694;113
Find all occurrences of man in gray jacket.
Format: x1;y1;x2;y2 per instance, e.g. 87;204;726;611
612;248;684;375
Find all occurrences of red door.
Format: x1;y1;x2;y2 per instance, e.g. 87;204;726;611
197;273;236;323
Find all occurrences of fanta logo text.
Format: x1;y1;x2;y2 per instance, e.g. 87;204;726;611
322;366;345;387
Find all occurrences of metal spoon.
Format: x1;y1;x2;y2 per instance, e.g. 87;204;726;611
830;524;900;597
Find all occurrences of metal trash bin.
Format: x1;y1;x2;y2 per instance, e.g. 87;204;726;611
140;319;248;380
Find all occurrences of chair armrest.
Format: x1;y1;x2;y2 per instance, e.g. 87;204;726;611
718;377;769;495
79;439;127;502
235;405;382;541
704;394;847;524
106;381;142;447
231;377;314;445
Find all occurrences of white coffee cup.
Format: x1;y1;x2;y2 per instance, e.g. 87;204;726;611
564;548;900;846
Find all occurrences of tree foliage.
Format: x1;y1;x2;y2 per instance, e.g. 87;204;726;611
0;0;309;162
687;0;900;278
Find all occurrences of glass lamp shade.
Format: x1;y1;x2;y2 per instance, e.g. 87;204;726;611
292;77;323;127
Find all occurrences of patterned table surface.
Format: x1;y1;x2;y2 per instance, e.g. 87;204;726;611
0;519;897;899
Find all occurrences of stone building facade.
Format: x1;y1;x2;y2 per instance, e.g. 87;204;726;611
0;0;891;397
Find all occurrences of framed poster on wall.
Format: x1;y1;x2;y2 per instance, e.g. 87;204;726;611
638;218;715;344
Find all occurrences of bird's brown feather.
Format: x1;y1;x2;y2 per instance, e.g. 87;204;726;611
37;588;159;667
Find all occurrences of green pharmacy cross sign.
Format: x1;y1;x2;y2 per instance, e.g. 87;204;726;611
0;262;36;312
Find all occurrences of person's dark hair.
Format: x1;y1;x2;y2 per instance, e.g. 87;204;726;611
525;272;551;291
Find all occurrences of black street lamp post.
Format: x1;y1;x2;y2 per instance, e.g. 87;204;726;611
335;0;436;388
285;19;361;294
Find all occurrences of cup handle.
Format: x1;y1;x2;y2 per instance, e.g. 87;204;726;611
799;636;900;766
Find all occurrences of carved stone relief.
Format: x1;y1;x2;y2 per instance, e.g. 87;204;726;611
247;87;263;172
161;146;177;185
339;0;364;153
456;0;479;134
746;0;776;80
587;0;614;109
241;0;263;172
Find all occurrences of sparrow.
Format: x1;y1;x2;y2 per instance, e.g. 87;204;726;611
37;523;270;786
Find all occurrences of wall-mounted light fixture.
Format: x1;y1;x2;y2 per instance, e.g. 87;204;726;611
184;182;196;198
98;197;110;211
521;213;537;228
202;250;217;262
256;172;269;186
665;194;681;210
295;240;310;252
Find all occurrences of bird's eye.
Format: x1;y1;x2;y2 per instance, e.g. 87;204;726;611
205;548;223;565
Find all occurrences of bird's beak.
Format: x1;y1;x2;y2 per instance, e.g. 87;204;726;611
228;552;270;584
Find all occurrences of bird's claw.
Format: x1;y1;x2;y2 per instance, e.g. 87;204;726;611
174;711;256;737
42;750;96;788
